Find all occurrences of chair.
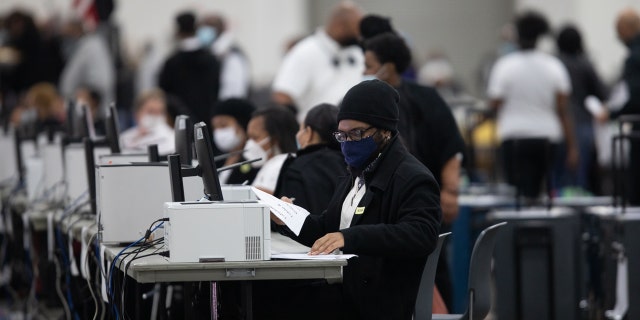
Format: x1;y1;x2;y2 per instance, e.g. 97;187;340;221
414;232;451;320
433;222;507;320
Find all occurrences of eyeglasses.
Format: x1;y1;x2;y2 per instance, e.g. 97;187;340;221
333;126;375;142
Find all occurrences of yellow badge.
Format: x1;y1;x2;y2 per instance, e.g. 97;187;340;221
240;163;251;174
355;207;365;215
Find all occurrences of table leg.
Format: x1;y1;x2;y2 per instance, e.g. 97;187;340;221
135;281;141;320
184;282;194;319
241;281;253;320
158;284;167;320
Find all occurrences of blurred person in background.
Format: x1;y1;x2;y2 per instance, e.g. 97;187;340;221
246;107;298;194
59;17;115;118
119;88;174;154
210;98;259;185
359;14;393;41
75;85;105;135
36;16;65;86
597;8;640;204
487;11;578;200
362;32;465;311
199;13;251;100
274;103;346;214
26;83;66;134
59;18;84;62
556;25;608;194
2;10;48;96
158;11;220;126
272;1;364;122
419;52;466;101
359;14;419;81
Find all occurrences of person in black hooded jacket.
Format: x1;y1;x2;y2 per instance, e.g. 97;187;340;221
274;103;346;214
273;80;441;319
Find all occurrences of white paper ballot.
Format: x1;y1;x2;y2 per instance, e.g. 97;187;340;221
271;253;357;260
251;187;310;236
270;231;311;254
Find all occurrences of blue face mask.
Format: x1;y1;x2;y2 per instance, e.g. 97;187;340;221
197;26;217;47
341;136;378;169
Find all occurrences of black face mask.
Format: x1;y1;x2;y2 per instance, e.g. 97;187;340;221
337;37;360;48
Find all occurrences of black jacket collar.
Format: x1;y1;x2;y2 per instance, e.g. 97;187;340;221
296;143;333;157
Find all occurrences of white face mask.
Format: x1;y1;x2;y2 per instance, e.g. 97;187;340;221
214;126;242;152
361;65;387;83
243;137;270;168
139;114;165;131
361;74;377;82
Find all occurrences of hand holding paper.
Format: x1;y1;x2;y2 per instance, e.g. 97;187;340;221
252;187;309;236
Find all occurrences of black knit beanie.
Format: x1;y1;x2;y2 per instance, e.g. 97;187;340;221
212;98;256;131
338;80;399;133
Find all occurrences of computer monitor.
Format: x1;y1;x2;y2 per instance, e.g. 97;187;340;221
65;100;76;138
193;122;223;201
80;104;96;140
105;105;121;153
174;115;193;165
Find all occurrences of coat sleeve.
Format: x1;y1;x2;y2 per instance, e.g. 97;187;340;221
340;171;442;258
158;59;172;93
277;167;312;214
612;53;640;118
428;89;466;167
289;176;349;247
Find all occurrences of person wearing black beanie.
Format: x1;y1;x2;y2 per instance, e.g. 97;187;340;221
272;79;442;319
338;79;399;133
210;98;258;185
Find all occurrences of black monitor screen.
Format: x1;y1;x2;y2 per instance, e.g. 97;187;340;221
65;100;76;138
193;122;223;201
77;104;94;140
174;115;193;165
105;105;121;153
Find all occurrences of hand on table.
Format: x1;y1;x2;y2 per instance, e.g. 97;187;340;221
309;232;344;255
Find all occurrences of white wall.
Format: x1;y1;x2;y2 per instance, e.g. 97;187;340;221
516;0;640;84
0;0;309;86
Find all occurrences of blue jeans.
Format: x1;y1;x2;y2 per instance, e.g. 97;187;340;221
575;124;595;191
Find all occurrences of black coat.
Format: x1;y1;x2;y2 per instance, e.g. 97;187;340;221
397;81;465;186
224;156;259;185
274;144;346;215
295;137;442;319
158;48;220;125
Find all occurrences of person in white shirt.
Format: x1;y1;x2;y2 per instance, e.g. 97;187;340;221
119;89;175;155
198;14;251;100
487;11;578;199
245;107;298;194
272;1;364;122
59;24;115;118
